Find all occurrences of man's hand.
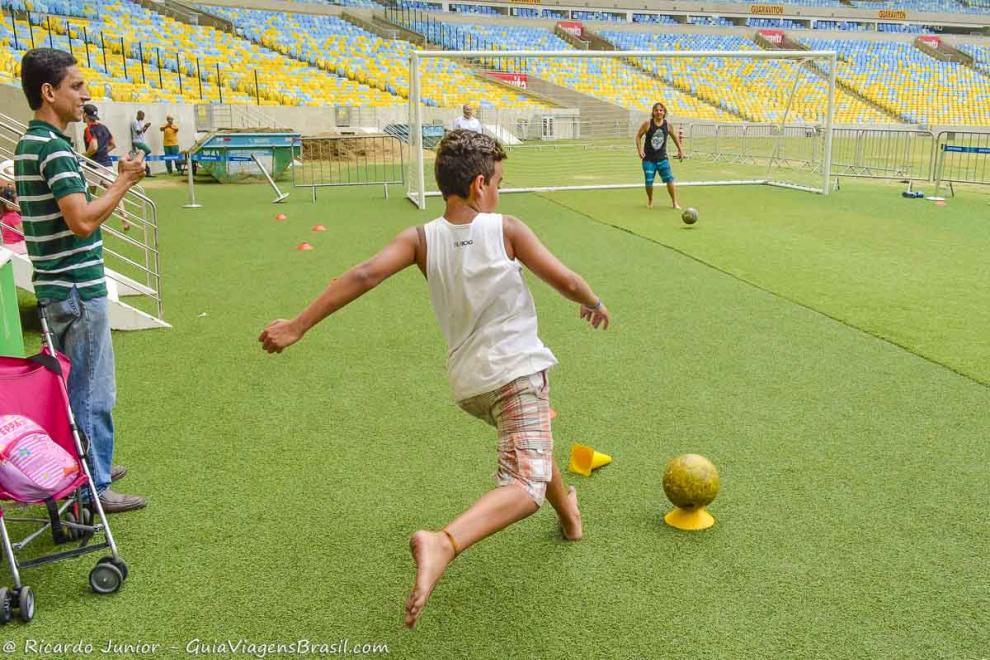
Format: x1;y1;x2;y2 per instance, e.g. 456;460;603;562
677;150;684;162
259;319;304;354
579;302;610;330
117;152;145;186
638;150;645;160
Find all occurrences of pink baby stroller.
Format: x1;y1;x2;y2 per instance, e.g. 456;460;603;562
0;305;128;622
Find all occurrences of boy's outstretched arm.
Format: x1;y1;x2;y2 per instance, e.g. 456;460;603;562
259;227;420;353
504;216;610;330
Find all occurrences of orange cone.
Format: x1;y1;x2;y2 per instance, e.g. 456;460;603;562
549;408;557;420
568;444;612;477
296;242;314;251
275;213;287;221
313;224;327;232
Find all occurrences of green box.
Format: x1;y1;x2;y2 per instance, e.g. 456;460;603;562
0;249;25;358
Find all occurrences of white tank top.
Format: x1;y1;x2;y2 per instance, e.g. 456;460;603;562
424;212;557;401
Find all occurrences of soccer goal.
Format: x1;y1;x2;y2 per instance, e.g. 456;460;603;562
406;49;837;209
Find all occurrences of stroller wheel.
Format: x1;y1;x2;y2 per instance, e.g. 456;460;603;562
89;563;123;595
16;587;33;623
97;556;129;581
64;511;80;541
0;587;11;624
69;508;94;541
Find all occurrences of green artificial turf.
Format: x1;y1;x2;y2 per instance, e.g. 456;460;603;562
9;177;988;658
544;179;990;384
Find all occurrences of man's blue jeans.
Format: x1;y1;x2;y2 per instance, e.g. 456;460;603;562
40;289;115;493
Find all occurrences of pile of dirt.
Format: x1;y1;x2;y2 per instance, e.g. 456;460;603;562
301;135;404;164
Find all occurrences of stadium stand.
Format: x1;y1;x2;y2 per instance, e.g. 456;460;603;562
802;37;990;125
199;6;545;110
632;14;680;25
0;0;398;106
450;3;500;16
0;0;985;128
293;0;379;7
520;8;569;19
603;31;899;125
748;18;807;29
570;11;625;23
956;42;990;74
812;20;870;31
688;16;735;27
405;20;738;121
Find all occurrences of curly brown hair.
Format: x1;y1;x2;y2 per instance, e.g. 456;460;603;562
434;129;507;200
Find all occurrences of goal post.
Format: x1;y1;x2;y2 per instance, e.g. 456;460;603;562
406;49;837;209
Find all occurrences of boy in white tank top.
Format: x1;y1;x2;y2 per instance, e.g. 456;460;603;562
259;130;611;629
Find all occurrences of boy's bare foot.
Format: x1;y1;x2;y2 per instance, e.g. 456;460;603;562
647;202;653;209
673;204;682;210
405;530;456;628
560;486;583;541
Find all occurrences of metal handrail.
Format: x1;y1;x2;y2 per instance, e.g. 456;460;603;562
0;112;164;320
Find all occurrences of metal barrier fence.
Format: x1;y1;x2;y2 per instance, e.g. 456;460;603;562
934;130;990;194
291;135;405;202
684;122;824;171
830;127;934;182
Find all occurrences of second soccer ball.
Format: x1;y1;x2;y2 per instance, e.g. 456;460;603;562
681;208;699;225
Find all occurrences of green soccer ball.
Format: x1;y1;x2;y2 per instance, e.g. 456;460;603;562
681;208;699;225
662;454;719;510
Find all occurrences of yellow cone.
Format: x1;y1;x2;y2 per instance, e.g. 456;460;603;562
663;506;715;531
568;444;612;477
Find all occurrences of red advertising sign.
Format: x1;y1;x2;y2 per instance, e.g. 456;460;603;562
557;20;584;37
758;29;784;45
918;35;941;49
487;71;529;89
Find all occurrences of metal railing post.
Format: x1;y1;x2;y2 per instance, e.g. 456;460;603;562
183;153;201;209
9;8;18;51
216;63;223;104
120;37;128;79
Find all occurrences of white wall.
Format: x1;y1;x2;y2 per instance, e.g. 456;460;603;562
71;102;199;174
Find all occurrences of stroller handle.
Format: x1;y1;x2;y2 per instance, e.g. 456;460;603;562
35;302;59;359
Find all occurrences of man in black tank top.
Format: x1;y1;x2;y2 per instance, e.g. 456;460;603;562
635;102;685;209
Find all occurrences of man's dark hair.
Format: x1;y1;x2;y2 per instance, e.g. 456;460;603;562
20;48;77;111
434;129;507;200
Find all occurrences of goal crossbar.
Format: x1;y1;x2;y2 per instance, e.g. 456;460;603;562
407;49;838;208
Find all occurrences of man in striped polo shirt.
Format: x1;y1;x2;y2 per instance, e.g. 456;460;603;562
16;48;148;513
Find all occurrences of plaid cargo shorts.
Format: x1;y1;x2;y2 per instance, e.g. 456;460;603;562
458;371;553;505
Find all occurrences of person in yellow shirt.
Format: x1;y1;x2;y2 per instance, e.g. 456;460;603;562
160;116;182;174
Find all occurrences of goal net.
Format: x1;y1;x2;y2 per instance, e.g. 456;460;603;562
405;49;837;209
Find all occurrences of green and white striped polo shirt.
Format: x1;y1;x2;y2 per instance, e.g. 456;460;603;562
14;119;104;301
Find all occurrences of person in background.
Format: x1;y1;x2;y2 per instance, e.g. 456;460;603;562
452;103;482;133
83;103;114;168
160;115;182;175
0;185;26;255
130;109;153;177
634;101;684;210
